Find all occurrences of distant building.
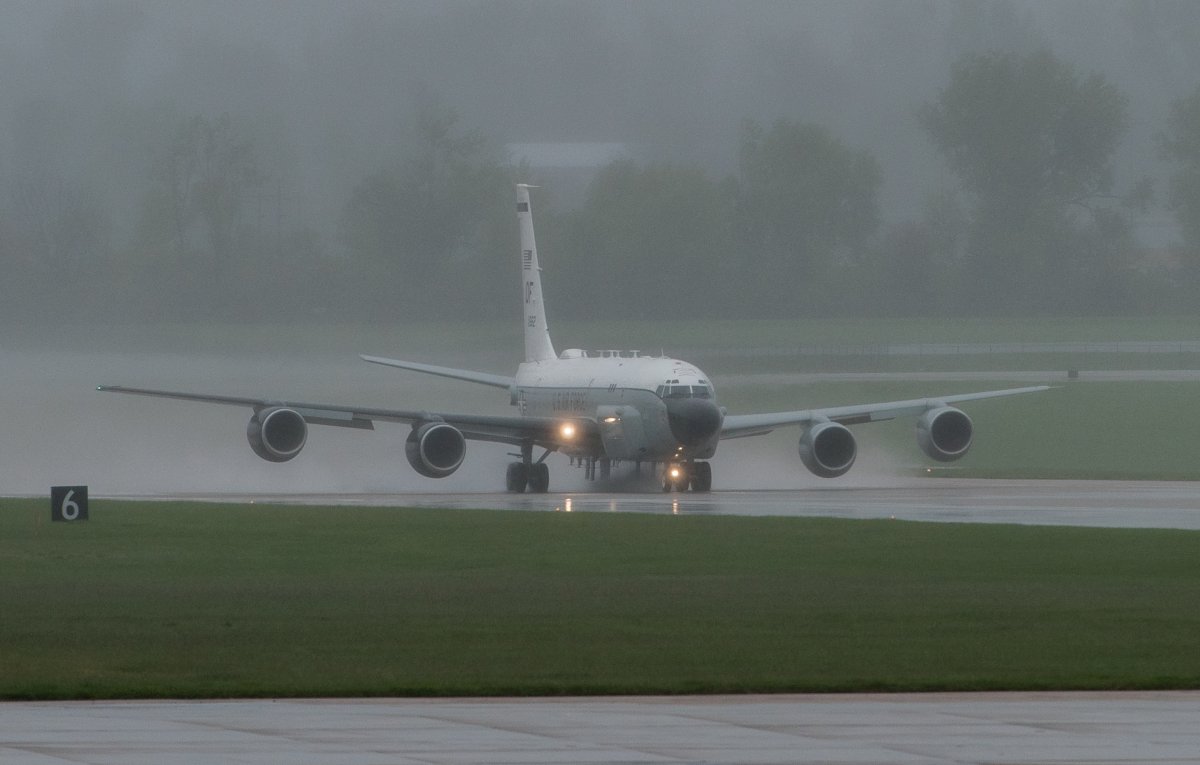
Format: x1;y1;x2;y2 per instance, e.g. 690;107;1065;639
506;142;636;207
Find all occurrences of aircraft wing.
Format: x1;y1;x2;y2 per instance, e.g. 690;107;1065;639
720;385;1052;439
96;385;587;448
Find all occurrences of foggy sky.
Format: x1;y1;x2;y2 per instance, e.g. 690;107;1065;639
3;0;1196;242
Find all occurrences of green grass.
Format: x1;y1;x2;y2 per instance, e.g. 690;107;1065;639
951;381;1200;479
4;500;1200;699
719;380;1200;480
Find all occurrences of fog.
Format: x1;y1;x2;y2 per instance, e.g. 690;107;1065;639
2;1;1198;494
2;1;1199;323
1;340;512;494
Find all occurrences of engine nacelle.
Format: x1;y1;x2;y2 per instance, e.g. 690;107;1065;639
405;422;467;478
798;420;857;478
247;407;308;463
917;406;973;462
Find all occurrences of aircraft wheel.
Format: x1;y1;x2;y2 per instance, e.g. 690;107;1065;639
690;462;712;492
506;462;529;493
528;463;550;493
663;464;688;492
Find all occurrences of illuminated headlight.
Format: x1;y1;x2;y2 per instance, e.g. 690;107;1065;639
560;423;577;439
601;416;619;424
669;467;682;479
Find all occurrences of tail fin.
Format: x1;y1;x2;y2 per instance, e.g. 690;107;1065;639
516;184;557;363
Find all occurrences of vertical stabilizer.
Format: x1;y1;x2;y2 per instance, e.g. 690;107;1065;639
516;184;557;363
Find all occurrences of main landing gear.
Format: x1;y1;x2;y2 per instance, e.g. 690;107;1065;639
506;444;551;493
506;462;549;493
505;452;712;494
662;461;712;493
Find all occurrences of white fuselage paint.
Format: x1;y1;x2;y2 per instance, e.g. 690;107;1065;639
514;354;719;462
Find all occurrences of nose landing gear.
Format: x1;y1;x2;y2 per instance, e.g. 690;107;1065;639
661;461;712;493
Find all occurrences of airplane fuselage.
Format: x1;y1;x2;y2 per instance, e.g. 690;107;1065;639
513;351;722;463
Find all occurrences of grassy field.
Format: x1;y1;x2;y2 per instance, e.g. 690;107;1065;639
3;499;1200;699
719;379;1200;481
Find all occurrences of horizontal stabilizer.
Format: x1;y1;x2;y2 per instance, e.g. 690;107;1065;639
359;355;514;389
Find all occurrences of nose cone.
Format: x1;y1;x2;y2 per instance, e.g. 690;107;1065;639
665;398;723;448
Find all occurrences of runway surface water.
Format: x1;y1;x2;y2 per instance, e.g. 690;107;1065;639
115;477;1200;530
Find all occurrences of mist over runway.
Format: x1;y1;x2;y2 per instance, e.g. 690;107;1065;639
5;337;1198;525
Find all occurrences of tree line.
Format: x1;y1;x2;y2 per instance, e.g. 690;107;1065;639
3;48;1200;324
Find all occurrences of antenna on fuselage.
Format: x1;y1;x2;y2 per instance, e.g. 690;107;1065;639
516;184;556;363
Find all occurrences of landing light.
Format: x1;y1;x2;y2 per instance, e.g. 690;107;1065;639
560;422;577;439
669;467;682;479
602;416;619;424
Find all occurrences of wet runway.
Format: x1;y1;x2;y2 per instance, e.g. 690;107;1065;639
118;478;1200;529
4;692;1199;764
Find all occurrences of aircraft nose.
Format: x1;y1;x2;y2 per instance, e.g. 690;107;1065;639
665;398;723;448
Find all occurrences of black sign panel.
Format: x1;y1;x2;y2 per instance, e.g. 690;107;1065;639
51;486;89;522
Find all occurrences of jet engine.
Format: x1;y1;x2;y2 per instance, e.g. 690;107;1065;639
247;407;308;463
405;422;467;478
917;406;973;462
798;420;857;478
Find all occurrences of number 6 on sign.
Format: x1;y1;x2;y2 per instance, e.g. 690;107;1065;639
51;486;89;522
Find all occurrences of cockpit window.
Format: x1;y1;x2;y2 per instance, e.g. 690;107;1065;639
656;384;713;400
